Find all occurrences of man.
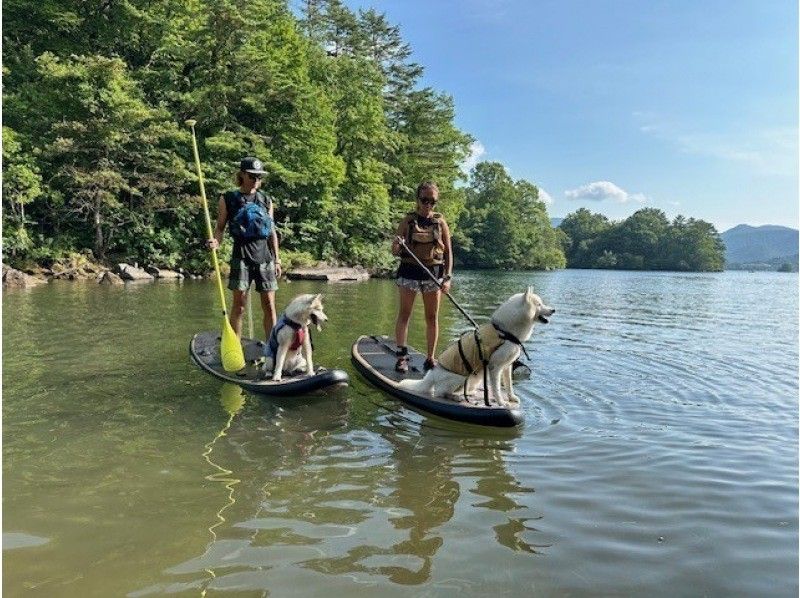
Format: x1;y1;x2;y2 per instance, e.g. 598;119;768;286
207;157;281;340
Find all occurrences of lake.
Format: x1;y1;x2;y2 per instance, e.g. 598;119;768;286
3;270;798;596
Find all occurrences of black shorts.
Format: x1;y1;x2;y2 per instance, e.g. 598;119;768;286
228;259;278;292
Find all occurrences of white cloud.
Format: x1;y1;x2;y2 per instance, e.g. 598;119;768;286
538;187;554;205
564;181;647;204
461;140;486;174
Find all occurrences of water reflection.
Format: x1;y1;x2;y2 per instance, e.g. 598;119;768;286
302;429;461;585
465;441;548;554
201;384;246;592
131;388;547;595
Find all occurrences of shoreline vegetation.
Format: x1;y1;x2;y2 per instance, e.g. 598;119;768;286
4;0;725;279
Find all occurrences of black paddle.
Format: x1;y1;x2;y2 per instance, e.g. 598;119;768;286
395;237;477;327
395;236;531;386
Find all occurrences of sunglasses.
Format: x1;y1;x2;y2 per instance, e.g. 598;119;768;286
418;197;437;206
246;173;262;180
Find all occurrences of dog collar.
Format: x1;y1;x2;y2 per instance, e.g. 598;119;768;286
283;317;303;330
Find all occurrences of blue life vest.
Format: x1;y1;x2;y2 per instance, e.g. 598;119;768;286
265;314;305;361
226;191;273;241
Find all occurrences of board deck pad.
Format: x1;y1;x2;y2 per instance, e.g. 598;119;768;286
352;335;523;427
190;331;348;396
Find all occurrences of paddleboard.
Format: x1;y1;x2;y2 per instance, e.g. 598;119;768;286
351;335;523;427
190;331;348;396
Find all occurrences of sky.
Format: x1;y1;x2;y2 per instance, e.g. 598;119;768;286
344;0;798;231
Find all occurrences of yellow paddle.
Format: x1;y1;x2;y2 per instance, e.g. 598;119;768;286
186;119;246;372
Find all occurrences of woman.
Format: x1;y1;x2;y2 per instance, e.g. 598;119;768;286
391;181;453;373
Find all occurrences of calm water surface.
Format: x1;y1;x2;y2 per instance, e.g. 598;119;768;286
3;270;798;596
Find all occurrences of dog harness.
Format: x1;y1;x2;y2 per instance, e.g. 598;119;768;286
438;321;532;377
438;323;503;377
264;314;305;360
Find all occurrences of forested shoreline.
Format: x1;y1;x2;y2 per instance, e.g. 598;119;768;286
558;208;726;272
3;0;724;275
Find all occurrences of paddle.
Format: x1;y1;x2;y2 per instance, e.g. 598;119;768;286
186;119;246;372
395;237;477;327
395;236;530;382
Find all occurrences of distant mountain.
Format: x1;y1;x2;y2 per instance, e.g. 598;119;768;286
721;224;798;268
550;217;563;228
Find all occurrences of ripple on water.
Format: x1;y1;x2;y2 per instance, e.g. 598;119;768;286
3;272;797;597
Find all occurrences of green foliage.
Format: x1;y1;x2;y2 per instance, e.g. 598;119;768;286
558;208;612;268
281;250;317;271
2;126;43;257
558;209;725;271
2;0;711;275
455;162;565;270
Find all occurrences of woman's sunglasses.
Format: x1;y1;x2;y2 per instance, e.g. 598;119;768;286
418;197;437;206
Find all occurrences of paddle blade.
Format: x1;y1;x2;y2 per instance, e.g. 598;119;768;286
220;318;246;372
219;383;245;416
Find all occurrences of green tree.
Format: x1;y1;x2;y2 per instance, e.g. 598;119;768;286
604;208;670;269
322;55;394;265
559;208;725;272
664;216;725;271
457;162;564;269
36;53;189;259
558;208;612;268
2;126;42;257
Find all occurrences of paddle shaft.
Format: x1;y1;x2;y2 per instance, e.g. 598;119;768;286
187;122;228;317
396;237;478;328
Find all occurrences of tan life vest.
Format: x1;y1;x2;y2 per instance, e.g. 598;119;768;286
401;212;445;266
438;323;505;377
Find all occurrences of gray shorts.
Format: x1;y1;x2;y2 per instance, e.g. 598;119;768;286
396;276;440;294
228;259;279;293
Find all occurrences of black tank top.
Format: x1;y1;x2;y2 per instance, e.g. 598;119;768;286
224;191;272;265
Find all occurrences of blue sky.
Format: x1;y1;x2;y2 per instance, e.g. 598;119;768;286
345;0;798;231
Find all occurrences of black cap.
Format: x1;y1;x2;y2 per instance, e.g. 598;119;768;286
239;156;267;174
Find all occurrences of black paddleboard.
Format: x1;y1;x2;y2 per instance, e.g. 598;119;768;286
190;331;348;396
351;335;523;427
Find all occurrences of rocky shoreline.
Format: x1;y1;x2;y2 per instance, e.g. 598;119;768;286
2;260;377;289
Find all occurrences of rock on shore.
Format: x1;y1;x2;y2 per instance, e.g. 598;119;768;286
286;266;370;282
2;266;48;288
98;271;125;285
115;263;155;281
145;265;183;279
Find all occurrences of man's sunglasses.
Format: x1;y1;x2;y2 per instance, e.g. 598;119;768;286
418;197;437;206
247;173;262;180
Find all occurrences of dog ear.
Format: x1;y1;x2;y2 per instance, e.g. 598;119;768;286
315;293;323;302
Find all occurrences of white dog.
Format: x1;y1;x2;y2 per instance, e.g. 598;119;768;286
399;287;554;405
262;294;328;381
